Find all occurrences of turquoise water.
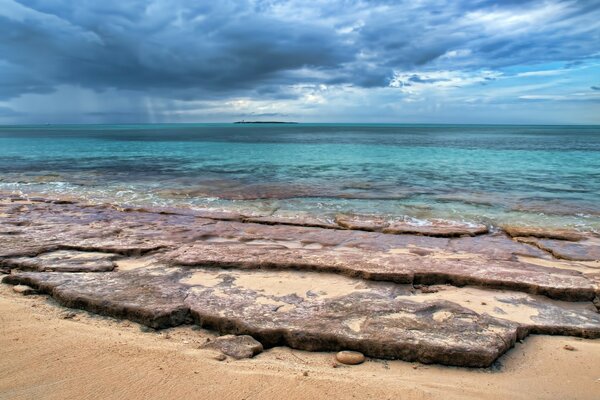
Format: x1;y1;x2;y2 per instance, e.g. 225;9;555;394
1;123;599;231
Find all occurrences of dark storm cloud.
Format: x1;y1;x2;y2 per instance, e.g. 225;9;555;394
0;0;599;101
0;1;351;99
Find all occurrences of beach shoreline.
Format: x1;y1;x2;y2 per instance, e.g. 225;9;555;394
1;284;599;400
1;192;600;397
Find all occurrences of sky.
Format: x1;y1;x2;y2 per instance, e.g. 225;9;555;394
0;0;599;124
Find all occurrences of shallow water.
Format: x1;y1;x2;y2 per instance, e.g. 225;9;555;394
1;123;599;231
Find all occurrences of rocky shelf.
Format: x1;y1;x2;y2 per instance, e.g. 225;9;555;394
1;194;599;367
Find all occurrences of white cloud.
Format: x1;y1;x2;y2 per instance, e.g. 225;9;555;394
389;70;502;93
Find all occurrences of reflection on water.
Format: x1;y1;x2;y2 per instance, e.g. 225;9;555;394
1;123;599;232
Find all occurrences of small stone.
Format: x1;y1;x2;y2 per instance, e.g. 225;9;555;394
213;353;227;361
481;302;487;305
202;335;263;359
563;344;576;351
12;285;37;295
335;350;365;365
62;312;77;319
303;371;309;377
140;325;156;333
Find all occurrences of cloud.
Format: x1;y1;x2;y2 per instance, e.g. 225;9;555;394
0;0;599;122
389;70;502;94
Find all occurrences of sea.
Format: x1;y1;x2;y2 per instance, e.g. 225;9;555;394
1;123;599;232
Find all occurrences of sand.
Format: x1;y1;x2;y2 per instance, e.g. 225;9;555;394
1;284;599;400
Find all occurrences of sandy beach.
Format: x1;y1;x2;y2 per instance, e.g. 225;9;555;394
1;284;599;400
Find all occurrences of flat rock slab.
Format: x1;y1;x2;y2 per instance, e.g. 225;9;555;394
502;226;585;241
245;215;338;229
2;194;600;368
164;242;598;301
383;220;489;237
3;270;190;329
335;214;489;237
0;197;547;261
516;237;600;261
335;214;388;232
1;250;118;272
4;265;600;367
203;335;264;359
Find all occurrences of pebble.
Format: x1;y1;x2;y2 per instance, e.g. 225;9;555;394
335;350;365;365
563;344;576;351
213;353;227;361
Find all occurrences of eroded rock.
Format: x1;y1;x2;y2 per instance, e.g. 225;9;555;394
384;220;489;237
245;215;337;229
165;241;597;301
515;237;600;261
2;194;600;368
4;265;600;367
335;214;388;232
3;271;190;329
502;226;585;241
1;250;118;272
202;335;264;359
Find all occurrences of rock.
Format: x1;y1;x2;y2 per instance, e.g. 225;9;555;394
3;194;600;368
515;237;600;261
10;264;600;367
245;215;337;229
336;351;365;365
334;214;388;232
12;284;37;295
165;241;597;301
563;344;576;351
502;226;584;242
202;335;263;359
213;353;227;361
383;220;488;237
2;250;118;272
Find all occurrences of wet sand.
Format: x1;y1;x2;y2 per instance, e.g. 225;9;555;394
1;284;599;400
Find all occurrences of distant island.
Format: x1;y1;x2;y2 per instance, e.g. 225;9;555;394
234;121;298;124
